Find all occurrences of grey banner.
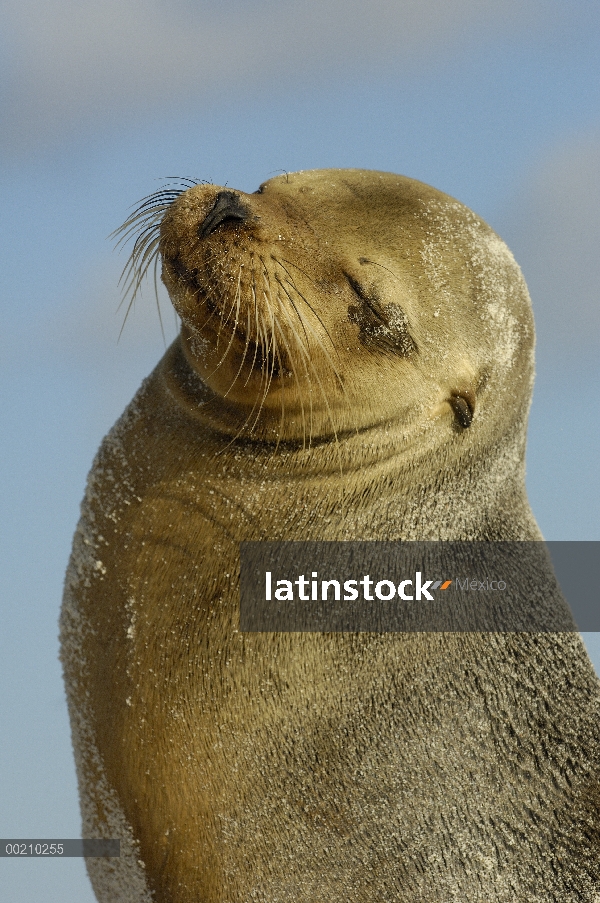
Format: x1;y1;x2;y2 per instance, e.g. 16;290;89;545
1;840;120;857
240;541;599;632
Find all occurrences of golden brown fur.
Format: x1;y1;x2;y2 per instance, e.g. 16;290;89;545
61;170;600;901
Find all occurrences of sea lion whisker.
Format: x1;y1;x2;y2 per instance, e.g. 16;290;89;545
269;269;310;352
118;237;161;312
117;240;161;320
273;265;348;403
259;294;283;426
277;256;343;400
111;189;192;273
129;230;163;279
214;324;281;452
278;256;319;288
113;199;172;230
121;195;182;221
275;276;346;399
240;275;262;385
214;288;229;351
112;177;204;243
133;184;190;204
220;271;247;397
274;289;344;453
185;290;221;335
152;252;167;345
120;179;199;216
213;264;243;350
225;284;254;396
265;282;312;446
240;307;274;438
275;276;324;355
117;291;139;341
206;268;243;378
211;299;308;450
247;288;281;434
275;273;347;439
272;326;289;454
117;224;163;296
281;288;311;356
273;290;318;449
357;258;404;284
113;218;160;253
216;327;274;450
273;259;340;361
160;176;205;189
274;278;316;443
112;203;174;248
117;244;167;344
223;266;243;333
117;219;162;271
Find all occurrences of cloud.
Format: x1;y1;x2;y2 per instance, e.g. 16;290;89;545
2;0;545;154
498;136;600;358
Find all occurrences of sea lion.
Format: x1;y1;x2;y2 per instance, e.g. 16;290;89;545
60;170;600;902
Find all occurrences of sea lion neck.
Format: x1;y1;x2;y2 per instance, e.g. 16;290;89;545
154;337;536;541
159;336;432;466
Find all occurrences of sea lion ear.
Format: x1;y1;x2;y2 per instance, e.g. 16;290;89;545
448;393;474;429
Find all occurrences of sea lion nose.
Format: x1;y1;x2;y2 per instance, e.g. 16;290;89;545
199;190;249;238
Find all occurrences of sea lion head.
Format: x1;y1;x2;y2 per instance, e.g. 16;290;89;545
121;170;534;453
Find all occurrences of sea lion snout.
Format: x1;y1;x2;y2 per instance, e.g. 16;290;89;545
199;190;251;237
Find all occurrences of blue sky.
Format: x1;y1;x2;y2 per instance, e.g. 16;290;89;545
1;1;599;898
